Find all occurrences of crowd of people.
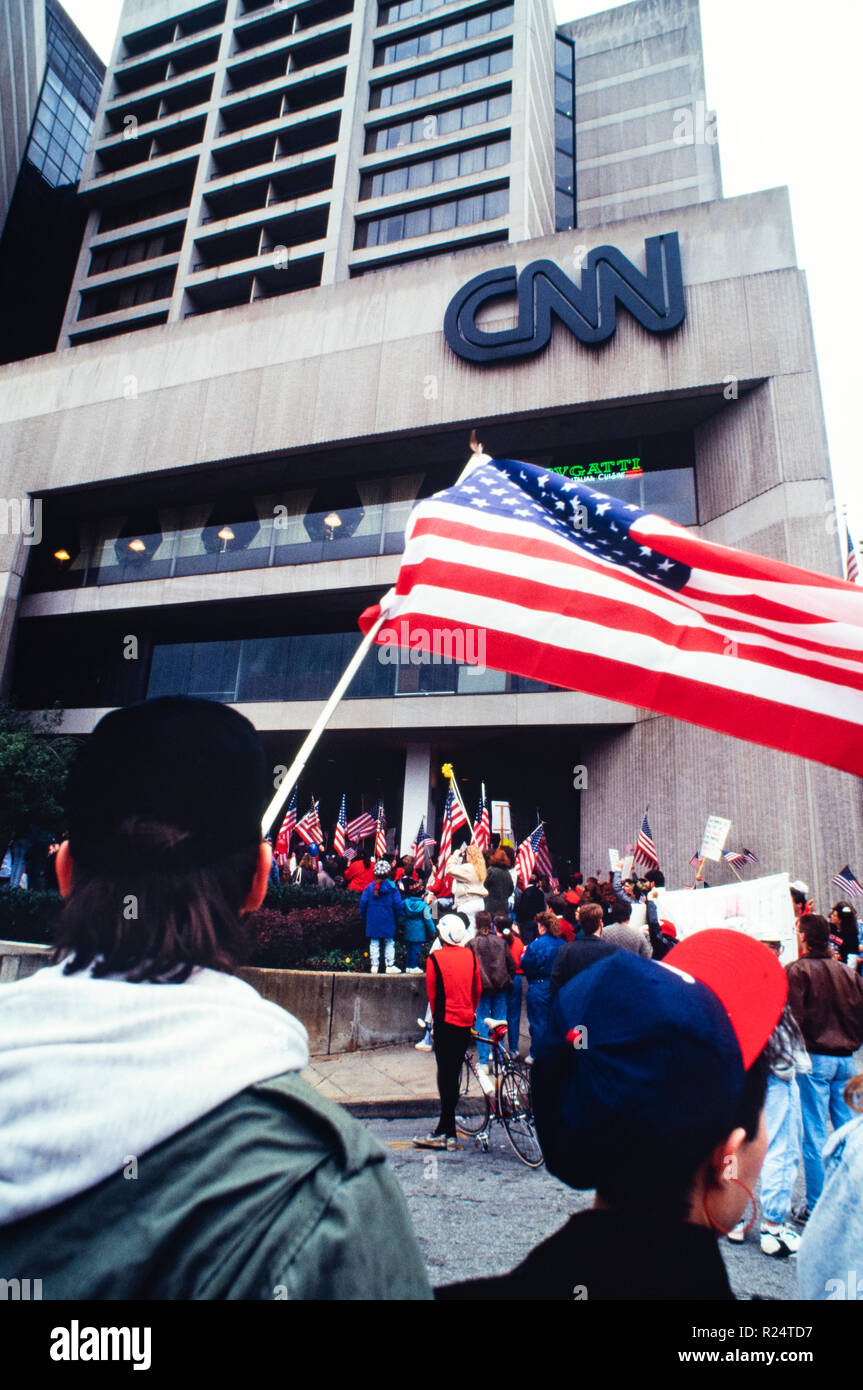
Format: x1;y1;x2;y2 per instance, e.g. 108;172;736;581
0;695;861;1304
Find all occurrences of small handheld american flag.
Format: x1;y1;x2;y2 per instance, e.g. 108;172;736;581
296;798;323;848
274;790;298;863
831;865;863;900
471;789;491;853
633;813;659;870
516;824;544;889
374;801;387;860
346;808;376;841
333;794;347;857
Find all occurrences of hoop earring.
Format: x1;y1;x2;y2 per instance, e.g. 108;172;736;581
704;1176;757;1237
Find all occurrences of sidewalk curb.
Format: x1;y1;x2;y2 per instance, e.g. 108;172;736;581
342;1098;440;1119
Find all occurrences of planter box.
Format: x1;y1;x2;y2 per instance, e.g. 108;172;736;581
238;968;428;1056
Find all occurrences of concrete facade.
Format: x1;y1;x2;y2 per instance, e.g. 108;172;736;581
0;0;856;908
562;0;721;228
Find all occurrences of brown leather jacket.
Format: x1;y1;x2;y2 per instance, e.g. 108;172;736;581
786;956;863;1056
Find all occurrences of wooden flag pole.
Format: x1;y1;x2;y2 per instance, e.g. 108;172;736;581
262;610;387;837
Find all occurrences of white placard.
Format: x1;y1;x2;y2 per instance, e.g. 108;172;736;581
656;873;797;964
491;800;512;839
700;815;732;862
608;848;620;871
629;901;647;931
621;854;634;879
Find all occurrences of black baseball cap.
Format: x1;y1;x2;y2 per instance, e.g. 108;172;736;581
65;697;270;872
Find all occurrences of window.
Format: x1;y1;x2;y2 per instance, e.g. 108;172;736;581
357;185;507;247
376;6;512;65
366;92;511;152
361;139;509;199
373;46;512;108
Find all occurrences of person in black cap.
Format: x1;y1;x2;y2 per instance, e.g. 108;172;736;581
438;929;788;1300
0;697;431;1301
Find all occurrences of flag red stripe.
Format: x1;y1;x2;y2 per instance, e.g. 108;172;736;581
386;609;863;778
395;555;863;694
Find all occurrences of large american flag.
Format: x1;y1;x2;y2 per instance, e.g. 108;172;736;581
359;457;863;778
471;790;491;853
831;864;863;900
516;824;544;889
374;801;387;860
274;789;297;863
296;799;323;848
346;808;376;841
633;813;659;870
333;794;347;857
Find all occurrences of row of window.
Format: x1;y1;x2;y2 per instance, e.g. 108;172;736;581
361;137;508;198
379;0;466;25
46;5;103;114
376;5;512;65
89;228;184;277
365;90;510;151
78;270;176;321
356;185;507;247
372;46;511;107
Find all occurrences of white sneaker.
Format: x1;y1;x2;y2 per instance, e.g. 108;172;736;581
727;1218;747;1244
417;1017;428;1030
385;966;402;975
760;1226;800;1258
414;1040;432;1052
370;965;379;974
405;967;423;975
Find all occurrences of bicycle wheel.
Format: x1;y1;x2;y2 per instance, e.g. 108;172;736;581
499;1064;544;1168
455;1054;491;1137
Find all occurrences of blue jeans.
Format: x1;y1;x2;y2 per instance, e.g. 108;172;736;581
506;975;523;1055
369;938;395;971
798;1053;857;1208
475;990;508;1067
526;979;552;1058
405;941;423;969
759;1073;802;1225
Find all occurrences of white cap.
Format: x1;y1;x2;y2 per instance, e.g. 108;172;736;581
437;913;469;946
790;880;809;895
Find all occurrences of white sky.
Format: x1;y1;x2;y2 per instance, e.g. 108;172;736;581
64;0;863;541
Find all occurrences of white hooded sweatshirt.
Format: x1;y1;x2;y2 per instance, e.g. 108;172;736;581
0;961;309;1226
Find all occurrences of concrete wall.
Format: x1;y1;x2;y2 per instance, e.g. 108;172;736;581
0;943;427;1054
0;938;53;982
562;0;722;228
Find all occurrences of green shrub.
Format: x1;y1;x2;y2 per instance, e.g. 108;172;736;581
0;889;63;945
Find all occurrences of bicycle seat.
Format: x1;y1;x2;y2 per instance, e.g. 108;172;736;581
484;1017;508;1034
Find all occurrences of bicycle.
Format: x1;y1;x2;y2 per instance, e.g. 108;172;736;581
455;1017;544;1168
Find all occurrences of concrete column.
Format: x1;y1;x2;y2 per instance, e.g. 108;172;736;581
400;742;432;855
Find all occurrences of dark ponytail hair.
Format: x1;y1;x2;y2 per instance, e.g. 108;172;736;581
52;817;259;983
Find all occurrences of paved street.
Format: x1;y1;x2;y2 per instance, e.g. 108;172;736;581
365;1117;802;1300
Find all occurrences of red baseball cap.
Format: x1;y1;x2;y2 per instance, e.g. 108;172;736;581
663;929;787;1068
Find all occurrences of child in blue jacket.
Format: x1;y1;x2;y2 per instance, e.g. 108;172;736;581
360;861;406;974
402;893;436;974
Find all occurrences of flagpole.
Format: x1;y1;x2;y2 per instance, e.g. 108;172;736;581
261;610;387;836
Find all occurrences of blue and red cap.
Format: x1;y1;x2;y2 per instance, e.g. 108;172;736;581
532;929;787;1192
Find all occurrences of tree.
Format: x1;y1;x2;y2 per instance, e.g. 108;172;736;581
0;705;79;850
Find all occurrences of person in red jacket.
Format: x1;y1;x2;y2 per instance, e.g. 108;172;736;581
344;852;375;893
414;914;482;1151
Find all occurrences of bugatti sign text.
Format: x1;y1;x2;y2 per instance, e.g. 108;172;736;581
443;232;685;363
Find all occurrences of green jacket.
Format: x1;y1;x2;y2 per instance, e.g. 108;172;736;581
0;1073;432;1301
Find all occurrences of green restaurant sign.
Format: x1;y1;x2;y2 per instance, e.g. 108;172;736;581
552;458;644;480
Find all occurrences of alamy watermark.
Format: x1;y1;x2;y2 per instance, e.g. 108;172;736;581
377;621;487;673
0;497;41;546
